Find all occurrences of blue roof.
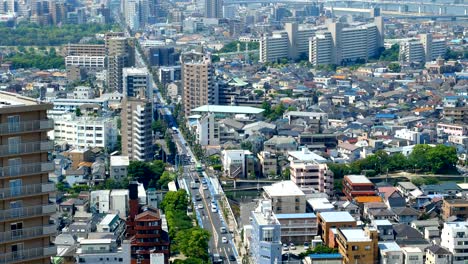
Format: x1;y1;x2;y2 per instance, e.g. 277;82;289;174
275;213;316;219
376;113;396;119
309;254;343;259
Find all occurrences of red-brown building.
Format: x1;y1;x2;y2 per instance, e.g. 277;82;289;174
126;182;170;264
342;175;376;200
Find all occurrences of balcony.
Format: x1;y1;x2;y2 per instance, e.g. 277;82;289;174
0;204;55;222
0;246;56;264
0;120;54;136
0;141;54;157
0;182;55;199
0;225;56;244
0;162;54;178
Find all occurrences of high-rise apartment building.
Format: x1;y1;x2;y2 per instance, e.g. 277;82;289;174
181;51;216;116
399;33;446;63
204;0;222;18
106;37;135;93
122;67;151;99
0;91;57;264
123;0;148;30
121;98;153;161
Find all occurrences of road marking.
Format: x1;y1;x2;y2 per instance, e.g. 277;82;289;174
201;187;218;251
223;247;229;262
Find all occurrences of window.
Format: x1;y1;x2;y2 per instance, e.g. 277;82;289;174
365;245;371;250
408;256;419;260
352;246;359;251
391;255;400;259
262;228;274;242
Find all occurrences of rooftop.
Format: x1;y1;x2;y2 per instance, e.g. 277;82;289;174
275;213;316;219
0;91;41;107
99;214;118;226
309;253;343;259
319;211;355;223
110;155;130;167
191;105;264;114
373;219;392;226
288;148;327;163
378;241;402;252
80;238;113;245
307;198;334;211
346;175;372;184
263;181;305;197
340;228;371;242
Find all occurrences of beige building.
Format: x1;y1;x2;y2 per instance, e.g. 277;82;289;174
181;51;216;117
336;227;379;264
121;98;153;161
257;151;277;178
106;37;135;92
0;91;57;264
263;181;306;214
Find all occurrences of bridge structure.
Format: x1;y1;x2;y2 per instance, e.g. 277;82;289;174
223;0;468;17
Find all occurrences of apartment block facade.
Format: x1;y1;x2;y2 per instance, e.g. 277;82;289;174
121;98;153;161
0;91;57;264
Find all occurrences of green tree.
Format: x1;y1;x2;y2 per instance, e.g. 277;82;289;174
426;144;458;173
127;160;166;188
160;190;188;212
157;171;175;190
261;101;272;117
380;44;400;61
175;228;211;261
75;107;82;116
298;245;338;259
388;62;401;73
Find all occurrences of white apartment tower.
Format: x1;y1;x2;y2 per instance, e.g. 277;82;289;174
440;222;468;264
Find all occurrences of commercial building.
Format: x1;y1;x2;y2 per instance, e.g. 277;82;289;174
122;67;151;99
158;66;181;85
65;44;106;56
65;55;106;72
126;182;170;264
121;98;153;161
52;114;118;149
336;227;379;264
276;213;317;245
148;47;179;67
0;91;57;264
399;33;446;63
249;200;282;264
342;175;376;200
181;51;216;116
442;199;468;220
263;181;306;214
107;37;135;93
440;222;468;264
205;0;222;18
317;211;357;246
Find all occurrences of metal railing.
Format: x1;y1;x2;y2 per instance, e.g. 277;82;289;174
0;204;55;221
0;141;54;157
0;182;55;199
0;225;56;243
0;120;54;135
0;162;54;178
0;246;56;264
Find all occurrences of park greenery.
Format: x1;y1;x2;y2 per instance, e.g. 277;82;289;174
329;144;458;179
5;47;64;69
379;44;400;61
261;101;286;121
127;160;166;189
0;22;118;46
218;41;259;54
160;190;210;262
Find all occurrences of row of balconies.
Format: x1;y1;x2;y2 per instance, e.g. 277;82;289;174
0;204;55;222
0;182;55;199
0;225;56;244
0;141;53;158
0;120;54;136
0;246;56;264
0;162;54;178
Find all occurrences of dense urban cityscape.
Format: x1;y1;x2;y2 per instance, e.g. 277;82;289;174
0;0;467;263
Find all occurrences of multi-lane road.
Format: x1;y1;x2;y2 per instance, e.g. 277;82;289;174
129;32;240;263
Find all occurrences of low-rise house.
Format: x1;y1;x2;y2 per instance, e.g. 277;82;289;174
372;220;394;241
420;182;461;198
442;199;468;221
396;182;419;199
378;187;406;208
392;207;419;224
425;244;453;264
401;247;424;264
378;241;403;264
110;155;129;181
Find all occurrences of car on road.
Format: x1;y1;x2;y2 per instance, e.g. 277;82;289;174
221;237;228;243
229;255;236;261
197;204;203;209
303;242;310;250
289;243;296;250
195;194;201;201
202;184;208;190
201;178;207;184
211;205;218;213
283;244;289;251
220;227;227;234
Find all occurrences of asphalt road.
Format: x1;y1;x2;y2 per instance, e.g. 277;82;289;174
131;37;239;262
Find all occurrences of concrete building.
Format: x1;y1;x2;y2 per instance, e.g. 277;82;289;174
158;66;181;85
76;239;131;264
400;33;446;63
121;98;153;161
378;241;403;264
249;200;282;264
66;43;106;56
205;0;222;18
181;51;216;116
303;253;343;264
336;227;379;264
308;17;384;66
342;175;376;200
317;211;356;246
110;155;130;181
276;213;317;245
107;37;135;93
52;114;118;149
440;222;468;264
442;199;468;220
0;91;57;264
401;247;424;264
425;244;453;264
110;189;129;218
263;181;306;214
257;151;277;178
123;0;148;30
65;55;106;72
122;67;151;99
221;149;252;179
